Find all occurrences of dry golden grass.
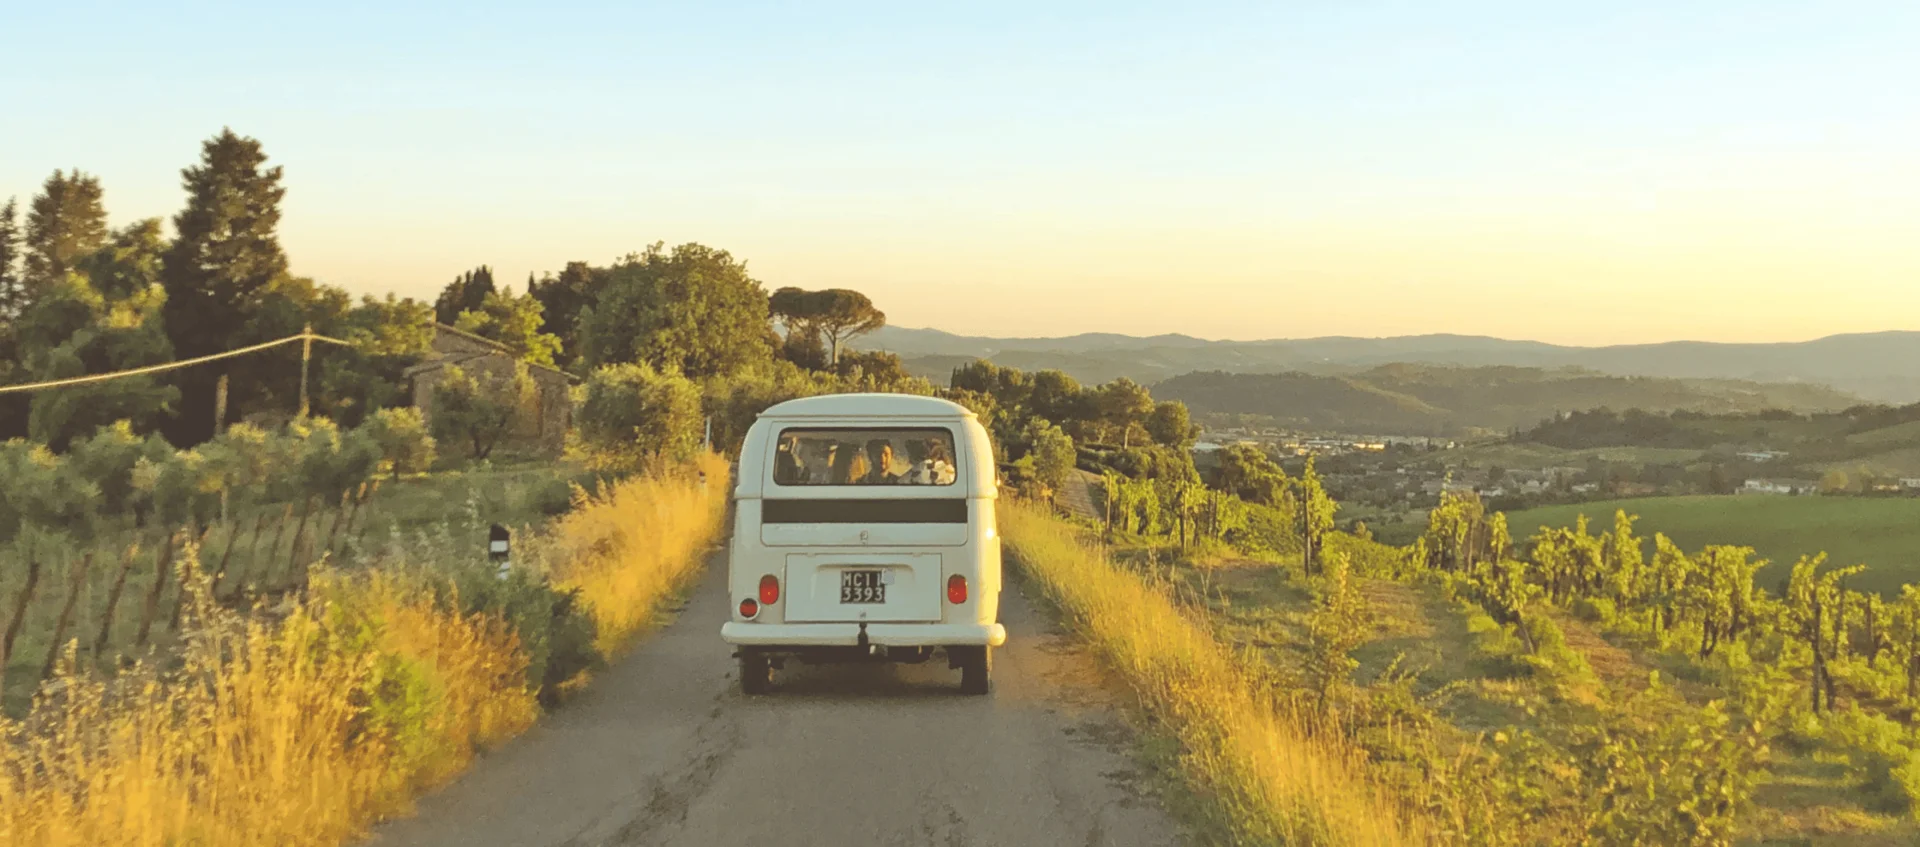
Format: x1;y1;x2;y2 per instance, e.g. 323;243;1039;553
547;453;730;655
1001;502;1432;847
0;456;731;847
0;571;536;847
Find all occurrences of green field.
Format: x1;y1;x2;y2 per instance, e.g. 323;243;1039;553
1506;495;1920;597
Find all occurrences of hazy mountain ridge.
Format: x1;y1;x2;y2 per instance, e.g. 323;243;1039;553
861;327;1920;403
1151;366;1866;437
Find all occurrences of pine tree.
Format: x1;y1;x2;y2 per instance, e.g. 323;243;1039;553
0;197;23;319
23;170;109;296
160;129;289;444
0;197;26;439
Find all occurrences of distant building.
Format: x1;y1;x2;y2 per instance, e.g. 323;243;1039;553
1741;478;1815;495
1737;450;1791;462
1902;478;1920;490
405;323;576;454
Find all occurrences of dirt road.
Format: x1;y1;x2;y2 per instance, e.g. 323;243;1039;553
366;550;1185;847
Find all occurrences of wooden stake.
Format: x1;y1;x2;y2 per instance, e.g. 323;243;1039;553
285;496;316;587
1;552;45;695
42;554;93;680
96;541;141;658
219;512;268;601
134;532;179;648
321;489;352;559
298;322;313;418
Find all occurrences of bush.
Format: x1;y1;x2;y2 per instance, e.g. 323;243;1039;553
576;363;703;471
66;421;172;517
287;417;382;501
359;407;437;478
0;441;98;540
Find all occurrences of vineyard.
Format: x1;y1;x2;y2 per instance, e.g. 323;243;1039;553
1049;457;1920;844
0;403;729;844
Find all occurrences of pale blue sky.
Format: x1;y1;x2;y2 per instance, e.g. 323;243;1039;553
4;1;1917;343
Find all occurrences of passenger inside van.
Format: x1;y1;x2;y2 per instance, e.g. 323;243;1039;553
832;441;869;484
864;439;904;484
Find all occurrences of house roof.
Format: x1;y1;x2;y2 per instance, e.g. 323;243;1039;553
403;322;578;382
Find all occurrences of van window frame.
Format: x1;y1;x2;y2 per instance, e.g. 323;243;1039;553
769;425;962;488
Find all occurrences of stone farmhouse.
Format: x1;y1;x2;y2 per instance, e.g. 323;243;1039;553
403;323;576;454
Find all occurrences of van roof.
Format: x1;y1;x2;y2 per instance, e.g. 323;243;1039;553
760;393;974;420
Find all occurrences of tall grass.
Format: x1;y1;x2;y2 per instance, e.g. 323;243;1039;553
1001;501;1431;847
547;453;729;655
0;456;731;847
0;570;537;846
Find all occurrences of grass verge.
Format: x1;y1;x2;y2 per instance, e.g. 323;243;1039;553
0;456;729;847
1000;501;1430;846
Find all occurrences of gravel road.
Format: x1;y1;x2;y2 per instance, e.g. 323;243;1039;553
366;549;1186;847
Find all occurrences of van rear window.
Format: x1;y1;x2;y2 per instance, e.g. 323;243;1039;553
774;428;957;486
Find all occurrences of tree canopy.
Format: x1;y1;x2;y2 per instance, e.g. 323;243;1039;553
575;242;773;378
159;129;290;444
769;287;886;366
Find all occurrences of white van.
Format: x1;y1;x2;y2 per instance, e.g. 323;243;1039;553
721;393;1005;695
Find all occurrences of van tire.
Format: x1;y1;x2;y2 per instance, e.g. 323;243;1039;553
740;650;772;695
957;646;992;695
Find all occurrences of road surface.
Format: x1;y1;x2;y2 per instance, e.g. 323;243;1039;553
367;549;1186;847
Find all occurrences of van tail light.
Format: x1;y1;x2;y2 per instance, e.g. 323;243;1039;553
739;598;759;619
759;574;780;605
947;575;968;605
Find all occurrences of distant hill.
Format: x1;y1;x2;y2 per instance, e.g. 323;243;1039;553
1149;366;1864;436
860;328;1920;403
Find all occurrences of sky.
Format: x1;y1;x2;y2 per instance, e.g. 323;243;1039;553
4;1;1917;346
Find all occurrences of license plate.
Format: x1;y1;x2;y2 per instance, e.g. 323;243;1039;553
840;570;886;603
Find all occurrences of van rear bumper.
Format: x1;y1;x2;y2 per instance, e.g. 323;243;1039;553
722;622;1007;648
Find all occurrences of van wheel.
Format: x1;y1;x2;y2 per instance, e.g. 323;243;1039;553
957;646;992;695
740;650;772;695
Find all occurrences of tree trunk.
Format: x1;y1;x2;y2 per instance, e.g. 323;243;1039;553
286;496;316;579
1867;599;1880;665
42;554;93;679
1;553;45;695
1811;597;1827;714
337;481;371;555
260;503;295;588
96;541;142;658
135;533;179;648
321;489;352;559
217;512;267;600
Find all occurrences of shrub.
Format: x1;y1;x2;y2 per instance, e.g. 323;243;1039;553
287;417;382;501
576;363;703;471
359;407;437;478
0;440;100;541
66;421;172;518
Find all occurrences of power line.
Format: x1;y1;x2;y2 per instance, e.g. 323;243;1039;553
0;331;354;395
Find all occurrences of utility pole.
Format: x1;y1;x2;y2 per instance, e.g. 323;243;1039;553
298;323;313;419
214;373;229;435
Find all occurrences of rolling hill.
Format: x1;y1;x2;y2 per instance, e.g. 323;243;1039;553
1148;366;1864;436
861;327;1920;404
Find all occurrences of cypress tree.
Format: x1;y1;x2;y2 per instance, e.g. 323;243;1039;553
23;170;109;296
0;197;23;319
160;129;289;444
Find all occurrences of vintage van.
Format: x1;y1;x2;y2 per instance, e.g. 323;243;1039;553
721;394;1005;695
